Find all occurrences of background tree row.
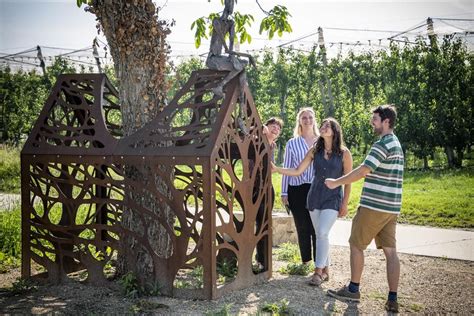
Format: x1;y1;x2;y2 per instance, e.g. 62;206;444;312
1;35;472;168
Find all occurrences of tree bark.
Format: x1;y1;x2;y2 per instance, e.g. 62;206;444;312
455;148;464;168
444;145;455;168
423;155;428;169
90;0;169;134
89;0;172;289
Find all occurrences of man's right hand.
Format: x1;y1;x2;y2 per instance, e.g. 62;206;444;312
325;178;338;189
281;196;289;206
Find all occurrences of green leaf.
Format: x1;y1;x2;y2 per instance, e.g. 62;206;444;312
258;5;292;39
191;17;210;49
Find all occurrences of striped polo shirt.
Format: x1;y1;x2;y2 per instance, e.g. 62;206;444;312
281;136;315;196
360;133;404;214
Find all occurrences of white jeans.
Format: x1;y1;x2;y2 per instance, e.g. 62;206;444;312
309;208;338;269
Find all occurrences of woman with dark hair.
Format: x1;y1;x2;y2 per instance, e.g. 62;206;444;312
273;118;353;286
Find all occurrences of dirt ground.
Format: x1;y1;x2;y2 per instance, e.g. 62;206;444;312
1;246;473;315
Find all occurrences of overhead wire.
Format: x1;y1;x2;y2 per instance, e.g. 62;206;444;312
436;19;474;32
1;58;39;67
277;31;319;48
0;47;37;60
41;45;88;51
55;46;93;57
324;27;405;33
432;18;474;22
1;17;472;70
388;20;427;40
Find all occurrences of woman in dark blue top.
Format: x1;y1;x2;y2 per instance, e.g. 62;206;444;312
272;118;353;286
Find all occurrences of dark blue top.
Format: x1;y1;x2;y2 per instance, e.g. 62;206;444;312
306;149;344;211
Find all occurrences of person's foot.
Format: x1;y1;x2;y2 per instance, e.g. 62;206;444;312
327;285;361;302
385;300;399;313
308;271;328;286
321;267;330;281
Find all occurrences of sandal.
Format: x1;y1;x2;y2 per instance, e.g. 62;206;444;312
308;272;324;286
308;271;329;286
321;272;330;282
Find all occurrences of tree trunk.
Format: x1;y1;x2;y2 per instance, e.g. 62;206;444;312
455;148;464;168
90;0;172;289
91;0;169;134
444;145;455;168
423;155;429;169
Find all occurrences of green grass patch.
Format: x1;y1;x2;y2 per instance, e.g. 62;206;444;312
278;261;312;275
0;146;21;193
0;205;21;272
260;298;291;315
6;278;38;295
273;242;301;262
0;206;21;258
273;242;312;275
397;168;474;228
130;299;169;314
205;303;233;316
405;302;425;312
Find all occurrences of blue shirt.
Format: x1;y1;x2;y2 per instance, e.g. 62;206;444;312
281;136;315;196
307;149;344;211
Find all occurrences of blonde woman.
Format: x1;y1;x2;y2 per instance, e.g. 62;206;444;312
281;107;319;265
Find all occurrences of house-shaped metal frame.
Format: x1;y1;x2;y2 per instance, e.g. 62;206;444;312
21;70;273;299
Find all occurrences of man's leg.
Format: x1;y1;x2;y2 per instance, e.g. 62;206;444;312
383;247;400;312
377;215;399;312
350;244;364;283
326;244;362;302
382;247;400;292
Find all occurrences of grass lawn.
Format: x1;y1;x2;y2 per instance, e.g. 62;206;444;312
397;169;474;228
0;146;21;193
1;147;473;229
271;167;474;229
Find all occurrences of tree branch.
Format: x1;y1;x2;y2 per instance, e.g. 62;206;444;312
255;0;270;16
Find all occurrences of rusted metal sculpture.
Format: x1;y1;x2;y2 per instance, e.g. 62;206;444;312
206;0;255;97
21;70;272;299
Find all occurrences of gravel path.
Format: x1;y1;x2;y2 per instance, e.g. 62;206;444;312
1;246;473;314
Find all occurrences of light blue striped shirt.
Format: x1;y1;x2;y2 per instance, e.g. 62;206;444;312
281;136;315;196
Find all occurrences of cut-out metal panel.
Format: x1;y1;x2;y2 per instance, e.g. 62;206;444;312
21;70;272;299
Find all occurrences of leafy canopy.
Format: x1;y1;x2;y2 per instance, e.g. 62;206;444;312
191;1;292;48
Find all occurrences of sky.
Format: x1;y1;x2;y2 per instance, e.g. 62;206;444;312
1;0;473;70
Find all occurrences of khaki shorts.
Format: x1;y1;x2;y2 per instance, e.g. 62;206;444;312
349;206;398;250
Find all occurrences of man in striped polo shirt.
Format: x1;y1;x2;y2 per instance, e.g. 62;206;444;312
325;105;404;313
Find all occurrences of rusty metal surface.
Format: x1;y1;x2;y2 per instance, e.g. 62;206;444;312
21;70;272;299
